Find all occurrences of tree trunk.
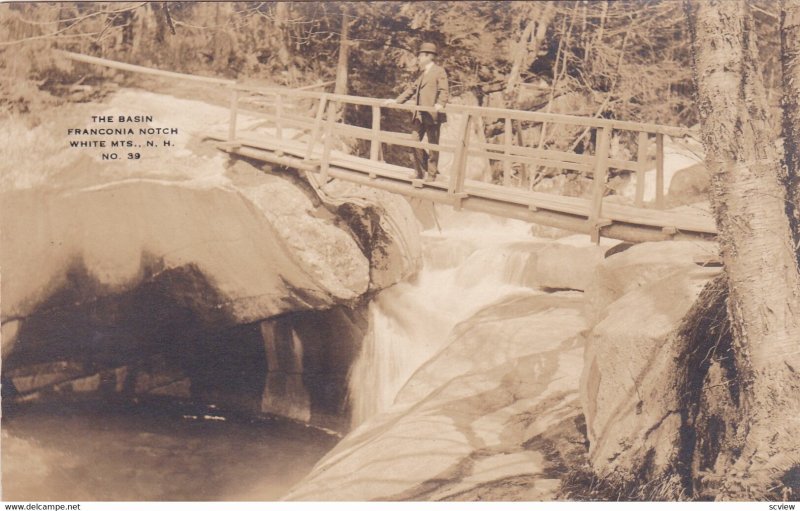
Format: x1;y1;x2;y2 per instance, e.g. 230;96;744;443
506;19;534;96
275;2;297;85
505;4;554;98
333;7;350;121
782;0;800;267
594;0;609;65
685;0;800;499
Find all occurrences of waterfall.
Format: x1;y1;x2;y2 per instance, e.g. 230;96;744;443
348;209;545;427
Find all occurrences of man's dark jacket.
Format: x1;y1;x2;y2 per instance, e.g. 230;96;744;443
396;63;450;124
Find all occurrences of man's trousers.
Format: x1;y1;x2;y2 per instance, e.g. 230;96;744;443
411;118;441;178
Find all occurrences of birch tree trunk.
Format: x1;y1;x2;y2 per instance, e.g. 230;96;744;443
505;18;534;96
782;0;800;266
505;3;554;98
685;0;800;499
275;2;297;85
333;8;350;121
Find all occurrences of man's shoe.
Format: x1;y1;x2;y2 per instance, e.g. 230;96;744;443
424;173;437;182
408;171;424;180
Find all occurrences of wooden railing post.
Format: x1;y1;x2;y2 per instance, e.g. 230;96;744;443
655;132;665;209
370;105;381;161
228;87;239;141
589;126;612;242
275;93;283;140
635;131;648;207
503;117;512;186
305;94;328;160
320;98;337;181
449;112;472;209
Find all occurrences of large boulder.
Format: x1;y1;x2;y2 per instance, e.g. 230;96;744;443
584;240;720;324
534;236;613;291
666;162;710;207
1;88;422;357
580;240;722;479
1;90;422;428
317;178;422;292
282;292;588;501
1;166;368;327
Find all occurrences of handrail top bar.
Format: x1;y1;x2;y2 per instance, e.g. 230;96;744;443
62;50;691;137
296;80;335;91
452;104;693;137
61;50;333;93
235;84;443;113
59;50;236;86
235;84;692;136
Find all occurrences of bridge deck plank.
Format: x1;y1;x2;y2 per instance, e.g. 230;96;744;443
210;132;717;237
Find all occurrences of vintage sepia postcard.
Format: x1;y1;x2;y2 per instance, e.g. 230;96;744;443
1;1;798;508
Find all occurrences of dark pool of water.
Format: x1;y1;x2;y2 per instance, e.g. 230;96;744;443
1;398;339;501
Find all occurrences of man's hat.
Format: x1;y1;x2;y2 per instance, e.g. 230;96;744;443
419;42;438;55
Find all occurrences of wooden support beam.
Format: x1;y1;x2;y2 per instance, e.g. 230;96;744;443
589;126;612;243
275;93;283;140
635;131;648;207
503;117;512;186
370;105;381;161
655;133;665;209
306;95;328;160
223;146;320;172
449;113;472;210
320;99;337;181
228;88;239;141
590;218;613;242
217;141;241;152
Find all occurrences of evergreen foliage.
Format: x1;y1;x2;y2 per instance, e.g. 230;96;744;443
0;1;782;128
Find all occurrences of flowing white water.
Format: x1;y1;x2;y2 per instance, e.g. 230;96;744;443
348;208;551;426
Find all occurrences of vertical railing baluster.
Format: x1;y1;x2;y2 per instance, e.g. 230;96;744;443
228;87;239;141
635;131;648;207
655;132;665;209
275;93;283;140
370;104;381;161
449;112;472;209
306;94;328;161
589;126;612;243
503;117;512;186
320;98;337;181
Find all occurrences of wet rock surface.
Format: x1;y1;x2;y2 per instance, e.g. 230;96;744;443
284;292;587;501
1;89;421;429
580;240;722;479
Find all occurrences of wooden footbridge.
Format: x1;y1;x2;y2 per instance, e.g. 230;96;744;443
63;51;717;243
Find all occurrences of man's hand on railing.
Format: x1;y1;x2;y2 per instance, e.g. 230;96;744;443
382;98;397;106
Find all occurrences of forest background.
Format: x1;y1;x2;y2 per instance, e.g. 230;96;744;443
3;1;800;501
0;0;785;135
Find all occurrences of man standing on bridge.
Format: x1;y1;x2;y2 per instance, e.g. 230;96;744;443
384;42;450;182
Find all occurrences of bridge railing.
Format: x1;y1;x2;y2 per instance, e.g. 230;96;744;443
229;85;469;200
228;85;693;240
58;51;698;240
450;104;693;239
